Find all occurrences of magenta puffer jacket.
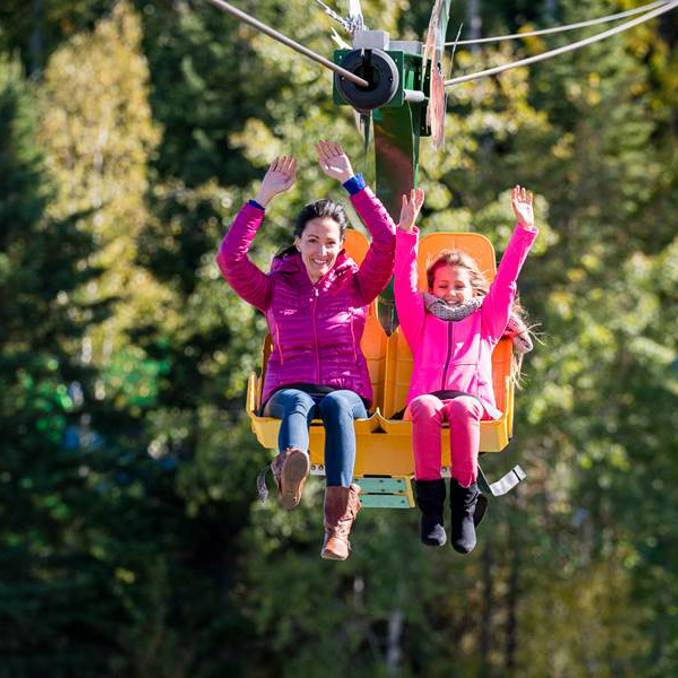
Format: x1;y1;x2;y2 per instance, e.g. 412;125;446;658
395;223;538;419
216;187;396;407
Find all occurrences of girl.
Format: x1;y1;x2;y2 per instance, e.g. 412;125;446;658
217;141;396;560
395;186;538;554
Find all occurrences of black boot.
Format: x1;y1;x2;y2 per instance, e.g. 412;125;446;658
449;479;483;554
414;479;447;547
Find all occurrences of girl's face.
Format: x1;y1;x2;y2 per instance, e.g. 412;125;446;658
431;264;473;304
295;217;343;283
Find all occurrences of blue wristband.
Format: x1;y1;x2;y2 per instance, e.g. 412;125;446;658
248;199;266;211
342;174;366;196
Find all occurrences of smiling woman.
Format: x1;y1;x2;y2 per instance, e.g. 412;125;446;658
295;215;344;283
216;140;397;561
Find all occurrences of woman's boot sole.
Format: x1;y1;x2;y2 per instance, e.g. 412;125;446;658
320;551;347;561
320;541;349;561
279;450;310;510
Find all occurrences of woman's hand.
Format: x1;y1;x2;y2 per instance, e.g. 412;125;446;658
511;185;535;230
254;155;296;207
315;140;355;183
397;187;425;232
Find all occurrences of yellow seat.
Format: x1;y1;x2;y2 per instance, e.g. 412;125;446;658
244;230;519;508
376;331;514;469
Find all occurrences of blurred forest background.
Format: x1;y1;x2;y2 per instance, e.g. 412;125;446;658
0;1;677;676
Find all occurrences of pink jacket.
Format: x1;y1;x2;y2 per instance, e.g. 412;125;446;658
217;188;396;407
394;224;538;419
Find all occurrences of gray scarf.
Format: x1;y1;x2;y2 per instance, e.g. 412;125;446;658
422;293;533;355
423;293;483;321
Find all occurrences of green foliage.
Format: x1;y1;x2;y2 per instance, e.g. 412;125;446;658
1;1;677;675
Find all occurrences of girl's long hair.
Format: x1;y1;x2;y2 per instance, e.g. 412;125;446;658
426;249;534;384
274;199;349;259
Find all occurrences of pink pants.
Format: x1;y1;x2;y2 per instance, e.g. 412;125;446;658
406;394;487;487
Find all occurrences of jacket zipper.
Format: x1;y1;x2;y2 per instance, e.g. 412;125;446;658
274;322;284;364
312;287;320;383
441;321;453;389
350;311;358;362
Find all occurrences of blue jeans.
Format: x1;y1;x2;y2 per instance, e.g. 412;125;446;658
263;388;368;487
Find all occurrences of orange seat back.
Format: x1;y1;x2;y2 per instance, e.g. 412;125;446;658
417;232;496;292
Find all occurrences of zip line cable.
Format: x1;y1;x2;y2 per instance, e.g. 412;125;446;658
444;0;678;88
204;0;369;87
445;0;670;46
206;0;676;101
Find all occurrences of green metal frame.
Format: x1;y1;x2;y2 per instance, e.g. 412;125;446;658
358;477;413;509
333;48;429;214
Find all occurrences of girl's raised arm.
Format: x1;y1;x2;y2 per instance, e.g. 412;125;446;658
394;189;427;347
398;188;425;233
511;185;535;231
482;186;538;341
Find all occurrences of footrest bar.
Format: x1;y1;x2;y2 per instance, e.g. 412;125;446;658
356;476;415;509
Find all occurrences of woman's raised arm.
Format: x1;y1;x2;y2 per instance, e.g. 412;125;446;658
216;156;296;311
315;140;398;304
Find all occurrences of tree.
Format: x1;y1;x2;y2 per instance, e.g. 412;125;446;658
1;0;677;674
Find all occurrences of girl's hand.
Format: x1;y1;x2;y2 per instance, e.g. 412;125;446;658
254;156;296;207
511;185;535;230
397;187;425;232
315;140;355;183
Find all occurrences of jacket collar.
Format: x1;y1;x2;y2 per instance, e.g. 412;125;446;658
271;250;357;288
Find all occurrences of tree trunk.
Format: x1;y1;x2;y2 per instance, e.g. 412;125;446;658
29;0;44;77
386;606;404;677
505;519;519;673
480;539;494;674
466;0;482;52
544;0;559;23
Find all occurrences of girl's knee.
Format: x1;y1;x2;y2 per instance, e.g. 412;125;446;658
409;395;444;421
446;396;483;421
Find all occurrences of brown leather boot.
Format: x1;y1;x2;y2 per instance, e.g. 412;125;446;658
321;484;361;561
270;447;310;510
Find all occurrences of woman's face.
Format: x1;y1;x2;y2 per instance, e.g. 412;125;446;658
295;217;343;283
431;264;473;304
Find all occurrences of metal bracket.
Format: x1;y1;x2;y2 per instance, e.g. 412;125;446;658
477;464;527;497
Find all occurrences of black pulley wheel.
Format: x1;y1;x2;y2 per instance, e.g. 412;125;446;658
334;49;399;112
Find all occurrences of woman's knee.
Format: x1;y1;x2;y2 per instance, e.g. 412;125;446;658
318;392;354;422
265;389;314;417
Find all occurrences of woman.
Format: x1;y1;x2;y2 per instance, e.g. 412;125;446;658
217;141;396;560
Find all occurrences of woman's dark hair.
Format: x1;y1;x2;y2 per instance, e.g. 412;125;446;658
275;199;349;259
